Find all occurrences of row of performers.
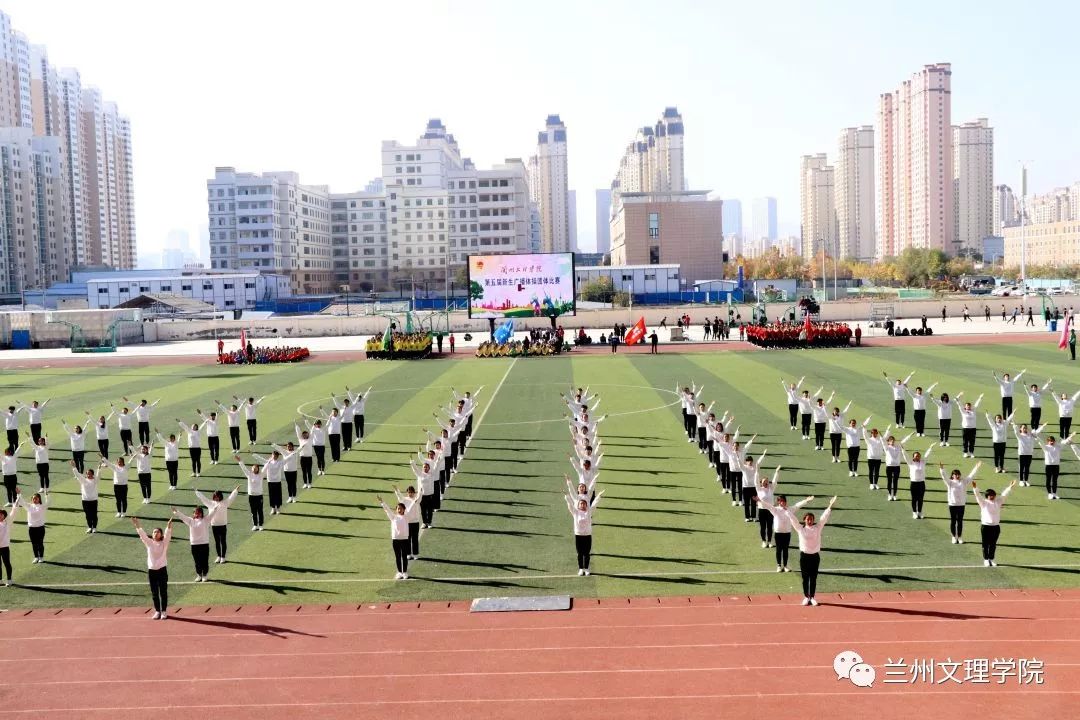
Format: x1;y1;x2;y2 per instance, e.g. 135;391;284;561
745;322;854;349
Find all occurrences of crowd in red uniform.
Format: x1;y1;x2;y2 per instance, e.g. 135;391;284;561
219;343;311;364
745;321;854;348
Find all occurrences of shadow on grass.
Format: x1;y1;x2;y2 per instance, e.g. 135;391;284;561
825;547;915;557
13;584;111;598
822;601;1027;621
43;560;131;574
594;522;718;534
600;573;718;585
599;505;704;516
821;570;947;584
225;560;354;574
169;615;327;638
211;579;337;596
261;527;378;540
422;557;543;572
434;526;557;538
435;509;544;520
416;577;552;590
593;552;713;566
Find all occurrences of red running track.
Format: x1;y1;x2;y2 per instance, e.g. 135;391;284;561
0;588;1077;719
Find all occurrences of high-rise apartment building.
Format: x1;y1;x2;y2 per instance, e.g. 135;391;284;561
952;118;993;254
610;107;685;209
594;189;612;255
800;154;836;260
751;197;778;243
876;63;953;258
207;168;333;294
992;184;1019;235
835;127;875;261
722;198;743;239
529;115;570;253
0;10;135;294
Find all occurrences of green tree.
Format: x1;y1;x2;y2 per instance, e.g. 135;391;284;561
579;277;616;302
469;280;483;300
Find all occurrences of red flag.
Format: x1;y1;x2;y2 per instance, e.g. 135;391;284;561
240;328;247;352
804;313;814;342
1059;312;1072;350
625;317;647;345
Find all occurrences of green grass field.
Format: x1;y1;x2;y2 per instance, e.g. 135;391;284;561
2;342;1080;610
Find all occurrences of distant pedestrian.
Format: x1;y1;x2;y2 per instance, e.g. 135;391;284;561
660;317;668;328
984;306;991;321
649;331;658;354
941;306;946;322
854;325;862;347
436;333;443;353
963;306;971;322
1070;328;1076;361
609;334;619;354
449;333;455;353
1001;305;1006;321
921;315;928;331
1026;308;1035;327
1010;307;1019;324
217;339;224;364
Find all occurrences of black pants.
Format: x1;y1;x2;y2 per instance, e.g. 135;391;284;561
229;427;241;451
97;439;109;457
774;532;791;567
697;426;707;452
208;436;220;463
949;505;965;538
801;413;811;437
284;471;298;498
314;445;326;472
166;461;178;487
120;429;133;455
138;472;152;499
1062;417;1073;438
0;546;10;581
212;525;228;559
300;456;313;486
5;430;17;454
356;414;365;440
138;422;150;446
419;493;435;525
962;428;976;454
432;483;441;510
1003;397;1014;418
718;463;730;492
800;552;820;598
914;409;926;435
30;423;41;445
814;422;826;448
408;521;420;556
82;499;98;530
741;486;756;520
248;495;264;526
189;448;202;475
1046;464;1060;494
1031;407;1042;430
757;508;773;542
148;567;168;612
246;419;257;444
682;410;693;438
28;525;45;559
268;482;282;509
329;434;341;463
829;433;841;459
886;465;901;496
191;543;210;576
910;481;926;514
438;468;448;496
36;463;49;490
993;442;1006;470
2;475;15;505
342;422;353;451
788;404;798;428
575;534;593;570
392;539;410;573
981;524;1001;561
1019;455;1032;483
72;451;85;474
894;399;906;426
847;446;861;473
939;419;952;443
867;459;882;485
114;484;128;514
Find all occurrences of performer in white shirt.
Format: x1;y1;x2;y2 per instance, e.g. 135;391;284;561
100;456;130;517
195;486;240;563
1037;433;1074;500
783;496;837;606
352;386;374;442
234;396;266;446
1011;422;1045;486
929;392;953;446
17;399;50;445
85;410;114;459
827;401;853;463
176;420;203;478
216;401;242;453
907;383;937;437
252;451;286;515
993;369;1026;419
840;417;870;477
131;516;174;619
811;393;834;451
71;463;101;533
954;392;984;458
882;371;914;427
133;443;154;503
971;480;1016;567
780;376;805;431
30;435;50;493
16;491;48;562
172;505;219;581
1051;387;1080;438
376;495;412;579
862;424;891;490
1025;379;1052;430
295;425;314;488
332;393;355;452
2;406;18;454
155;432;181;489
234;456;266;530
392;485;422;559
196;409;221;465
565;491;603;576
306;419;327;476
901;443;936;519
985;413;1012;473
0;502;16;585
272;442;301;502
1;441;21;506
123;397;160;447
759;495;813;572
798;387;822;441
111;404;135;455
939;462;980;544
60;420;87;474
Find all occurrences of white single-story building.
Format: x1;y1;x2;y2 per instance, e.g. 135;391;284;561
85;272;291;311
575;264;681;295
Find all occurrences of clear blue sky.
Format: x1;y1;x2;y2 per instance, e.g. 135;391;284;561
7;0;1079;257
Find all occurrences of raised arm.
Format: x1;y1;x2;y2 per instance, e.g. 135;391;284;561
924;443;936;460
973;393;984;410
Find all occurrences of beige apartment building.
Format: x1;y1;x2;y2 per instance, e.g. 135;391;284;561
953;118;993;254
528;115;571;254
609;191;723;285
800;153;836;261
1003;221;1080;268
835;126;875;262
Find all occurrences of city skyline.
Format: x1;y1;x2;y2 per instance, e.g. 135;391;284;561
3;0;1078;263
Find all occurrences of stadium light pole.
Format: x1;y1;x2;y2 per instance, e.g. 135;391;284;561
819;238;826;304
